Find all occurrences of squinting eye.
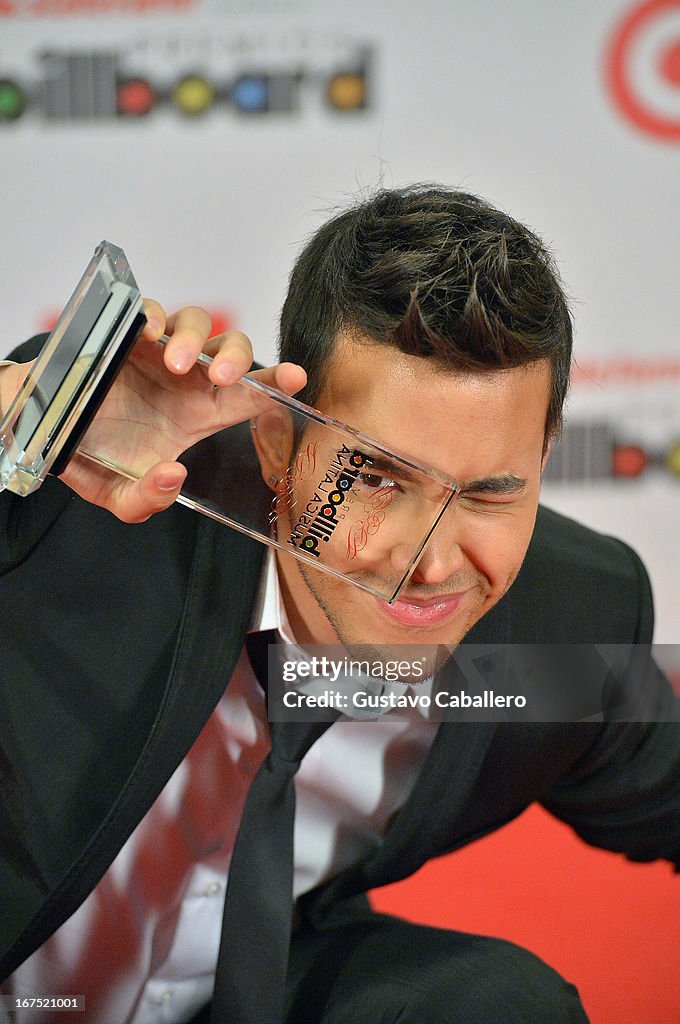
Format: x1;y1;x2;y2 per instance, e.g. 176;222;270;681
460;493;513;507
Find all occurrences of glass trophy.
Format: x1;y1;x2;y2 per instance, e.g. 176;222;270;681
0;243;460;603
0;241;145;495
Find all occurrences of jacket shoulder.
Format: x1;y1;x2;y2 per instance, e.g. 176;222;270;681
7;333;48;362
531;503;649;580
471;504;654;643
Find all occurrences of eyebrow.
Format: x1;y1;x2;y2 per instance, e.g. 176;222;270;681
355;454;421;484
458;474;528;495
354;452;527;495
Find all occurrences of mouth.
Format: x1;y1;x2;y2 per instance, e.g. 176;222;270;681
373;590;472;627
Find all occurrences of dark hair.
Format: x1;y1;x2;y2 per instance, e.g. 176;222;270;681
279;185;573;444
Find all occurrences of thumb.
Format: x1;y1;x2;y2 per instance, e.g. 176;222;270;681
109;462;188;523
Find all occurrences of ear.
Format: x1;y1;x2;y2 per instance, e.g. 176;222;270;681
540;439;552;474
250;408;295;491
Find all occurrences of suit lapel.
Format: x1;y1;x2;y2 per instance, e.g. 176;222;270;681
363;720;497;887
0;513;265;981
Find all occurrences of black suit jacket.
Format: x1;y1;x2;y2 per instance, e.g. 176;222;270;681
1;338;679;982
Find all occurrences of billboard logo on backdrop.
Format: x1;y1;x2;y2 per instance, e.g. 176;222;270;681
542;356;680;484
0;36;372;123
605;0;680;141
0;0;193;12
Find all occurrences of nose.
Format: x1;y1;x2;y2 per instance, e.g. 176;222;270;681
403;510;466;586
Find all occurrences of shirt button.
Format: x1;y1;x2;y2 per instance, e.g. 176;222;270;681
204;881;222;896
150;990;174;1005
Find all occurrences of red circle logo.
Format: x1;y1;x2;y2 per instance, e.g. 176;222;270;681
605;0;680;140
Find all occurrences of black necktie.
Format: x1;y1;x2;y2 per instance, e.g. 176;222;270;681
210;630;337;1024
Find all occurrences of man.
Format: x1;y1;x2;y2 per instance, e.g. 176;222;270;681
0;185;678;1024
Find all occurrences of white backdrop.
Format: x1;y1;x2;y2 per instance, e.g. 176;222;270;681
1;0;678;642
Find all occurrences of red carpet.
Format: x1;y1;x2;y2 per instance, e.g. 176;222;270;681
371;804;679;1024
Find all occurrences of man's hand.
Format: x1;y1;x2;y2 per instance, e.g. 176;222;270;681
0;361;28;422
4;301;307;524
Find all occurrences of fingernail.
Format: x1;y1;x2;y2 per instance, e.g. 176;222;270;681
214;362;237;385
157;474;183;491
170;347;193;372
147;317;162;335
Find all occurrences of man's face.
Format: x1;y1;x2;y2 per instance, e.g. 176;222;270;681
275;335;551;650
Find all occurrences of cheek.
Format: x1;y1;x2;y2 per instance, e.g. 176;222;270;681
459;509;537;591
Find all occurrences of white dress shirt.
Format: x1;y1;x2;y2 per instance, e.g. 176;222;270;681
3;553;438;1024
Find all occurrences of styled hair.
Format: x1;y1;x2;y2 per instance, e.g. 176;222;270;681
279;185;573;443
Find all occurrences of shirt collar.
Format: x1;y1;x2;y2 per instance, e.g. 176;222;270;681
247;548;297;644
246;549;435;720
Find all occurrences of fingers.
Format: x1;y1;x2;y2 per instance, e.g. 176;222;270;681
162;306;214;374
249;362;308;398
203;336;308;397
142;299;257;386
109;462;187;524
203;330;256;387
141;298;308;415
141;298;167;342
